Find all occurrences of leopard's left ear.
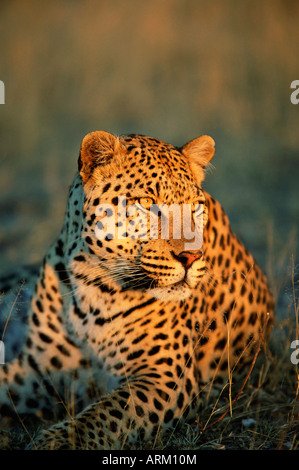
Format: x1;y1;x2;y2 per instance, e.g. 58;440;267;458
181;135;215;168
78;131;125;182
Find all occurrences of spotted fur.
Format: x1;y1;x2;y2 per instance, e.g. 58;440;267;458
0;131;274;449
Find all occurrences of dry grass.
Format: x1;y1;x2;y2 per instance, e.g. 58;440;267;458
0;0;298;451
0;254;298;451
0;326;298;451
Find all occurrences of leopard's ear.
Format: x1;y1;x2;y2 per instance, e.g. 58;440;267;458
78;131;124;182
181;135;215;182
181;135;215;167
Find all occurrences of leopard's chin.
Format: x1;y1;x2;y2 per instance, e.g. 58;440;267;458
147;280;193;302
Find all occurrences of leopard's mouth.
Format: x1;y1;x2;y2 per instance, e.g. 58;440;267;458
116;271;192;300
145;266;207;301
114;260;204;300
147;280;193;301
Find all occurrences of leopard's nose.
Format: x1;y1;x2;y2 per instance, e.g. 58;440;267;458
171;251;202;270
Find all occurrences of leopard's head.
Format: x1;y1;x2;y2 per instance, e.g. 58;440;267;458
72;130;214;301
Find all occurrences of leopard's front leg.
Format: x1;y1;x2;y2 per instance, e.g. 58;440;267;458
0;267;89;420
0;351;50;419
0;306;86;420
30;373;197;450
0;344;86;422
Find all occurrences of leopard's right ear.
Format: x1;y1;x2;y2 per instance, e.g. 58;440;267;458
78;131;124;182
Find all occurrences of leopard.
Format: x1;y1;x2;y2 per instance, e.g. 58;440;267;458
0;131;275;450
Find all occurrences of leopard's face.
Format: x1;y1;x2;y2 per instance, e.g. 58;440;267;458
71;132;215;301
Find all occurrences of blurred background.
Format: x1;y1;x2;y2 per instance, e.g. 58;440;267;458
0;0;298;317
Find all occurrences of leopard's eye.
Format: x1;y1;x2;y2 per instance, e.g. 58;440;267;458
137;197;155;209
191;201;204;210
